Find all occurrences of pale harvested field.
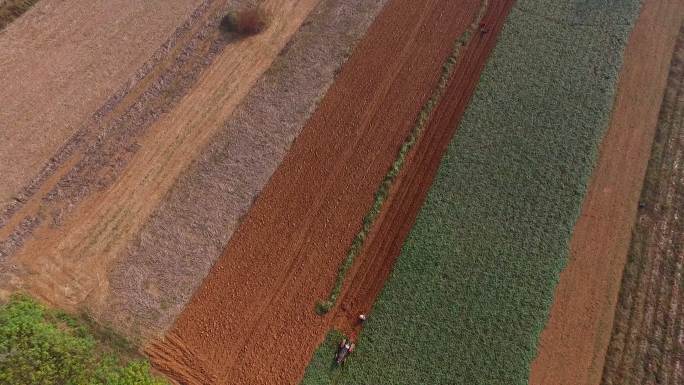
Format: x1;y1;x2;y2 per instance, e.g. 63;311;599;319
0;0;203;208
0;0;388;342
1;0;318;311
99;0;389;339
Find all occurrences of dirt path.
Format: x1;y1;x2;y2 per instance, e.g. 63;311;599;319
1;0;321;313
528;1;684;384
0;0;203;208
146;1;516;384
601;25;684;385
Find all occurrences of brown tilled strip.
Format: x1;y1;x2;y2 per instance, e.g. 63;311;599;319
607;59;684;384
635;181;675;381
657;53;683;385
599;22;684;385
656;133;684;381
657;65;684;385
94;0;392;340
314;0;493;314
665;196;684;385
671;225;684;384
146;0;517;384
614;38;684;383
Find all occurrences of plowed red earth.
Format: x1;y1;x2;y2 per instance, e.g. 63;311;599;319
332;0;516;335
147;1;512;384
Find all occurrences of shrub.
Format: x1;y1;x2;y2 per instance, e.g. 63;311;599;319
0;294;168;385
220;6;270;35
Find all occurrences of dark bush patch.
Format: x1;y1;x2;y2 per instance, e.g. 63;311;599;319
220;6;270;36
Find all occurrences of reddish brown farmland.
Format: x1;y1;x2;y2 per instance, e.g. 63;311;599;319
147;1;514;384
601;25;684;385
529;0;684;384
331;0;516;335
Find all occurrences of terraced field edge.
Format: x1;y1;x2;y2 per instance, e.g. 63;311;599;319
302;0;642;384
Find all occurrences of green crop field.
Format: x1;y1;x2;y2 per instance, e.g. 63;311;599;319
301;0;642;384
0;295;167;385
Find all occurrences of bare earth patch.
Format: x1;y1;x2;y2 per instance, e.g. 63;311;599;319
145;1;498;384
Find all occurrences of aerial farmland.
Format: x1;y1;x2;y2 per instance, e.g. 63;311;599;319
0;0;682;384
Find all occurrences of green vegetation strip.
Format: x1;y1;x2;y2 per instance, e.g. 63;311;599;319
302;0;642;383
0;294;167;385
0;0;39;31
315;1;487;315
300;331;347;385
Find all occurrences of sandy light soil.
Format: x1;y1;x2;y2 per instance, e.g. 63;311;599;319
0;0;203;208
145;1;517;384
0;0;320;312
528;1;684;384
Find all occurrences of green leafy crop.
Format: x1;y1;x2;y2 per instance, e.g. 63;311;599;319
0;294;167;385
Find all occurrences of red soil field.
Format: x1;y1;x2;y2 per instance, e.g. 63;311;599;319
331;0;516;336
529;0;684;384
147;1;513;384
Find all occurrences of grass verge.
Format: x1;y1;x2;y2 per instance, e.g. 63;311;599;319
315;0;488;315
0;0;39;31
0;294;168;385
302;0;642;383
